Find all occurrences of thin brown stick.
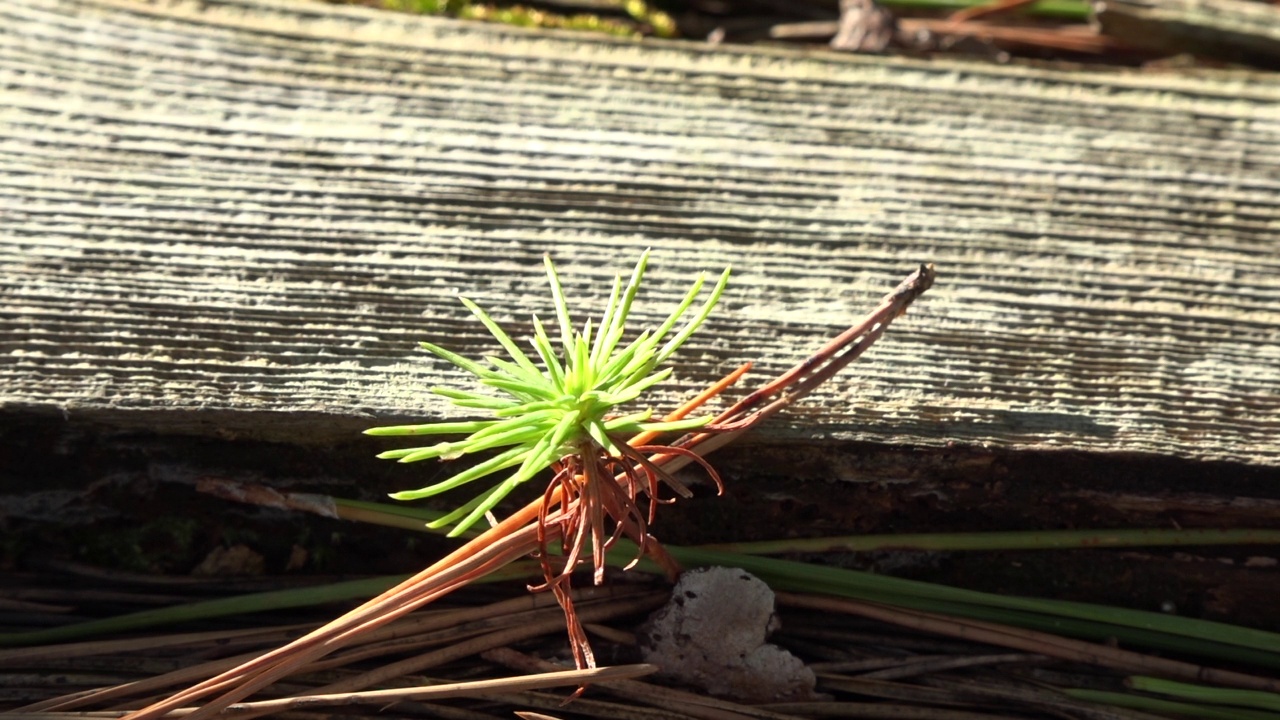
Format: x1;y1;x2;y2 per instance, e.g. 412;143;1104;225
627;361;753;448
30;591;599;712
484;648;807;720
713;263;935;430
921;677;1167;720
767;19;1120;54
122;519;557;719
307;586;655;671
657;263;936;467
946;0;1038;24
188;594;668;720
41;588;649;715
856;653;1046;680
514;712;565;720
812;674;978;706
503;687;689;720
209;663;658;715
304;593;666;697
900;20;1120;53
0;625;308;670
763;701;1043;719
28;651;264;714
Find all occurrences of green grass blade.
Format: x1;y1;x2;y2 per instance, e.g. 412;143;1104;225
880;0;1088;19
663;546;1280;658
427;488;501;532
590;273;625;366
457;425;546;455
286;496;1280;668
364;420;494;437
632;415;714;433
388;444;531;498
595;331;649;383
419;341;498;379
447;410;580;534
492;397;573;418
600;367;672;404
583;417;619;455
646;271;705;350
0;561;537;647
447;478;520;536
868;594;1280;670
459;296;542;377
1130;677;1280;711
383;442;469;463
431;387;517;410
594;249;649;365
608;338;664;389
656;266;731;363
600;409;654;430
0;577;407;648
530;315;566;388
543;254;575;357
484;354;551;390
1065;689;1280;720
481;376;559;400
704;528;1280;555
566;330;593;395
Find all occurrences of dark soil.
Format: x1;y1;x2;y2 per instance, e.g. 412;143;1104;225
4;416;1279;633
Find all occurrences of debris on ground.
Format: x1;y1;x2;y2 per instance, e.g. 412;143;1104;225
638;566;817;702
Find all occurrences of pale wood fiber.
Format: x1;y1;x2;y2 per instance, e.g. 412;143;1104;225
2;0;1279;464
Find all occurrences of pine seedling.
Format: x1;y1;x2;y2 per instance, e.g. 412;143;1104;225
119;264;933;720
366;251;729;664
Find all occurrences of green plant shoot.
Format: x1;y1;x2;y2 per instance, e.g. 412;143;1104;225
366;251;731;536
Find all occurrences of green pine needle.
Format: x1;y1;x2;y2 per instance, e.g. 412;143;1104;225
368;251;731;536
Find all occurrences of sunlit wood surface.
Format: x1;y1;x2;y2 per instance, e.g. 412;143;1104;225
3;0;1278;465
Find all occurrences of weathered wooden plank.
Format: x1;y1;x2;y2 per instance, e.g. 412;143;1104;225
1;0;1278;465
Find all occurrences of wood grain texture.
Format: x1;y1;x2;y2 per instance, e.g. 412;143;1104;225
2;0;1278;464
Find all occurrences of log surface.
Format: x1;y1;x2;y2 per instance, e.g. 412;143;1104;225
2;0;1279;464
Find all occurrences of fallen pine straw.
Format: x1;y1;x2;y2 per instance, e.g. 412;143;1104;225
777;592;1280;693
18;586;658;713
193;662;657;715
484;647;808;720
9;573;1280;719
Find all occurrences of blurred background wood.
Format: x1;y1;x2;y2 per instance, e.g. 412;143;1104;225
1093;0;1280;67
2;0;1279;467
